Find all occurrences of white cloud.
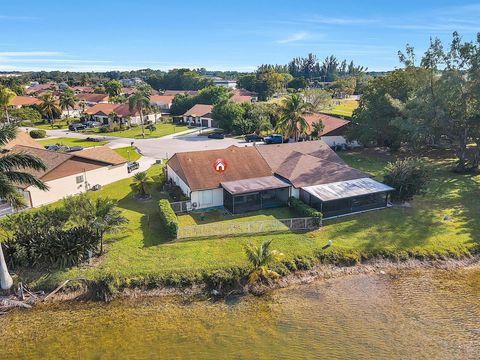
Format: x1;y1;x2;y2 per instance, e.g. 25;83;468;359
276;32;309;44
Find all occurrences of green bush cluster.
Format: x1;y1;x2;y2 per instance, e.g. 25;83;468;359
158;199;178;238
288;197;323;226
29;129;47;138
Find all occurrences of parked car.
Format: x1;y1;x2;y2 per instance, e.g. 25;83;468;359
264;134;284;144
208;132;225;139
44;144;61;151
245;134;264;142
127;161;140;173
83;120;101;128
68;123;86;132
63;146;83;152
85;137;104;142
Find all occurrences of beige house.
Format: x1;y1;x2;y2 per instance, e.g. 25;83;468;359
181;104;216;128
84;103;156;125
2;144;128;208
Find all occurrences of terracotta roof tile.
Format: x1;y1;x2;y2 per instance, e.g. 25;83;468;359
183;104;213;117
77;93;109;103
11;96;42;107
303;113;350;135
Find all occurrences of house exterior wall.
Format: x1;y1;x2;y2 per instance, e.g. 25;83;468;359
26;163;128;207
191;188;224;209
182;115;214;127
321;135;360;148
166;166;191;196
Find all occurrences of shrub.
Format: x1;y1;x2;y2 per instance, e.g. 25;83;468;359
99;125;110;133
383;158;429;202
289;197;323;226
29;129;46;138
158;199;178;238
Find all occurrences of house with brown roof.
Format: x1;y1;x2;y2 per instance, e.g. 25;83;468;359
230;89;258;103
150;95;174;113
166;141;393;217
303;113;360;148
10;96;42;108
84;103;156;125
1;144;128;208
77;93;109;106
181;104;216;128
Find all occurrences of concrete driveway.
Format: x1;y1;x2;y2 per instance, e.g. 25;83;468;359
23;127;255;160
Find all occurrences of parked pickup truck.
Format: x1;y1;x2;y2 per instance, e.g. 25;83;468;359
264;134;284;144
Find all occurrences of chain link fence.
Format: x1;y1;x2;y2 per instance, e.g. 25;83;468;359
177;217;320;239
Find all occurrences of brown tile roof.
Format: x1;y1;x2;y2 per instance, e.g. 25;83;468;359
10;96;42;107
4;131;44;150
274;152;367;188
25;83;56;95
72;86;94;93
255;140;345;172
304;113;350;136
4;145;126;187
231;94;252;103
167;146;272;191
73;146;127;166
84;103;138;117
183;104;213;117
150;95;174;104
77;93;109;103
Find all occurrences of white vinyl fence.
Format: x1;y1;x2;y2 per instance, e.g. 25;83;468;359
177;217;321;239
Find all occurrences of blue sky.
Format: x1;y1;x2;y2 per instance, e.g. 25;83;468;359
1;0;479;72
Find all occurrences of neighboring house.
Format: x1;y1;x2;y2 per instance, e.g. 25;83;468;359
25;82;57;95
10;96;42;108
76;93;109;106
84;103;155;125
150;95;174;113
166;141;393;218
163;90;198;96
304;113;359;148
72;86;95;94
61;103;83;118
1;145;128;208
230;89;258;103
121;87;136;96
213;79;237;89
181;104;216;128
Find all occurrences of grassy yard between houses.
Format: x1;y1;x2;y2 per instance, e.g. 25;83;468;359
84;123;189;139
31;118;80;130
37;137;108;148
7;149;479;291
113;146;141;162
322;99;359;117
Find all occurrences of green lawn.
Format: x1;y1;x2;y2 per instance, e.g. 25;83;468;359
322;100;359;117
85;123;189;139
11;150;480;291
113;146;141;162
31;118;80;130
37;137;108;148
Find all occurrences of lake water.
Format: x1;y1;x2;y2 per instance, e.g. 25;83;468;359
2;267;479;359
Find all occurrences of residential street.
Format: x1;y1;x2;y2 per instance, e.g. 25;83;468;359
22;127;254;160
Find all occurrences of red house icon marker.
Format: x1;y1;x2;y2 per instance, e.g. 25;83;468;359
213;158;227;172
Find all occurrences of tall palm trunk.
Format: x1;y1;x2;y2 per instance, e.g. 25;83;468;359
0;244;13;290
3;106;10;124
140;107;145;139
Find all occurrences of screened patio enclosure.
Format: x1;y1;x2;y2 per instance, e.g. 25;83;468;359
300;178;394;218
221;176;290;214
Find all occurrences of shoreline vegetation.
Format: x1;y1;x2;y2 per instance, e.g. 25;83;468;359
1;148;479;305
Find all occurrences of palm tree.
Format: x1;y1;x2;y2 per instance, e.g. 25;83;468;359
310;121;325;140
59;89;77;118
0;124;48;290
244;240;283;285
277;93;312;141
128;85;151;139
0;87;16;124
39;92;61;128
132;171;151;197
64;194;128;255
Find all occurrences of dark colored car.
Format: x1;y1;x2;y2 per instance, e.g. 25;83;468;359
208;132;225;139
264;134;284;144
44;144;61;151
68;123;86;132
245;134;264;142
127;161;140;173
83;120;101;128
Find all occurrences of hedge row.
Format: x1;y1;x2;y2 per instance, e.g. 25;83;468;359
158;199;178;238
289;196;323;226
29;129;46;139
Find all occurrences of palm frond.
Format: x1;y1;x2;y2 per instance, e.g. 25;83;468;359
0;152;48;172
0;124;18;146
3;171;49;190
